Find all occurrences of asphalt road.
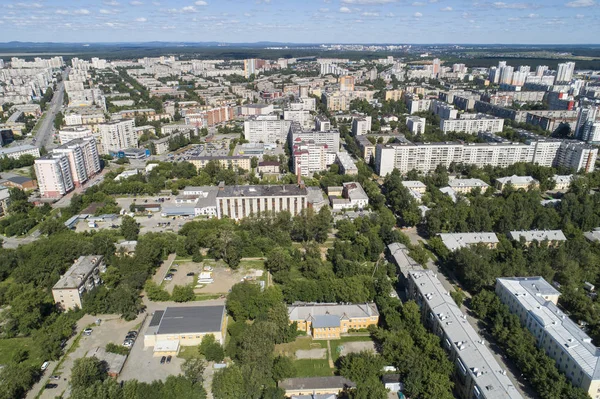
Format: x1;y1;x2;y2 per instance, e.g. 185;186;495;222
32;69;69;150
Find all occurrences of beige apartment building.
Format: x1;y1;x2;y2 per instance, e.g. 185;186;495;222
52;256;105;310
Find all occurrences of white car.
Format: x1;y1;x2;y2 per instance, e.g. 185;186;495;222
164;274;173;281
41;361;50;371
83;328;93;336
123;339;134;348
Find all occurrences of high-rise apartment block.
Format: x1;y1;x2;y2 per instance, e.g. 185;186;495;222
98;119;136;154
556;62;575;83
440;114;504;134
352;116;372;135
244;115;292;144
576;106;600;143
35;137;101;198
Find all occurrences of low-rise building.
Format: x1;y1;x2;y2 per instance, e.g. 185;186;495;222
288;302;379;339
328;182;369;211
189;156;252;171
408;270;523;399
279;377;356;398
448;178;489;194
0;144;40;160
439;232;499;252
257;161;280;174
1;175;37;190
52;255;106;310
495;175;539;191
144;305;227;356
496;277;600;398
507;230;567;246
401;180;427;194
552;174;574;190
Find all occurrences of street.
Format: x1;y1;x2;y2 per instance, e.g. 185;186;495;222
31;68;69;150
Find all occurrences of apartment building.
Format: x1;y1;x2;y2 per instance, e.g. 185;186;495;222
315;115;331;132
507;230;567;247
58;126;94;145
496;277;600;399
440;114;504;134
406;116;426;134
447;178;490;194
352;116;372;136
355;135;376;163
244;115;291;144
237;104;274;116
288;122;340;152
216;184;308;220
189;156;252;171
98;119;136;154
52;256;105;310
407;270;523;399
328;182;368;210
439;232;499;252
288;302;379;340
430;99;458;120
335;152;358;175
184;106;235;127
35;138;100;198
495;175;539;191
0;145;40;160
293;141;331;177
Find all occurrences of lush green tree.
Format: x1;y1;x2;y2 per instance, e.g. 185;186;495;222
121;215;140;241
181;358;205;384
212;365;245;399
199;334;225;362
71;356;108;391
272;356;295;382
171;285;195;302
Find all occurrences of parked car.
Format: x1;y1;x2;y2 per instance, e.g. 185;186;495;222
123;339;134;348
50;375;60;380
125;333;137;340
41;361;50;371
160;356;166;364
83;328;93;336
166;355;172;364
203;266;213;271
164;274;173;281
45;384;58;389
186;272;195;276
127;331;138;338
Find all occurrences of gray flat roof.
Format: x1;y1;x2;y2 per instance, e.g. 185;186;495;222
218;184;307;198
53;255;104;290
312;315;341;328
155;305;225;335
508;230;567;242
279;377;356;391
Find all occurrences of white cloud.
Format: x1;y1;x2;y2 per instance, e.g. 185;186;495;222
162;25;175;29
508;17;520;20
182;5;197;12
104;0;120;5
130;1;144;5
339;6;352;12
195;0;208;5
566;0;595;6
576;13;585;17
362;11;379;16
152;1;160;5
492;2;533;8
411;1;425;5
414;11;423;17
55;9;69;15
528;13;538;17
440;6;453;11
100;9;116;14
74;9;91;15
318;7;329;12
135;17;147;21
15;2;42;8
385;12;395;17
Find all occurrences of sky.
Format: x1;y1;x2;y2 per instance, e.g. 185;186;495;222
0;0;599;44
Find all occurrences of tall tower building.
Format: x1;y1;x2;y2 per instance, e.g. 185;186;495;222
576;106;600;142
556;62;575;83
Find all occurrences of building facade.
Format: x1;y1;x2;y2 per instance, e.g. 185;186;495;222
52;256;105;310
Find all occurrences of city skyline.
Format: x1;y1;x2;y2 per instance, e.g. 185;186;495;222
1;0;599;45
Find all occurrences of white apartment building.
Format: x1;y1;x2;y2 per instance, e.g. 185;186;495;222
430;100;458;120
244;115;292;144
35;138;100;198
440;114;504;134
293;141;331;177
98;119;136;154
52;256;105;310
0;145;40;160
58;126;94;145
407;270;523;399
315;115;331;132
556;62;575;83
408;98;432;114
406;116;426;134
284;109;311;129
352;116;372;136
496;277;600;399
335;152;358;175
288;122;340;152
216;184;308;220
34;155;74;198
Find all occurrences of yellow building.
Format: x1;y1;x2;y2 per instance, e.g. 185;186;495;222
288;303;379;340
279;377;356;397
189;156;252;171
495;175;539;191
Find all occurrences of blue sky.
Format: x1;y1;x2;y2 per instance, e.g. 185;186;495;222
1;0;599;44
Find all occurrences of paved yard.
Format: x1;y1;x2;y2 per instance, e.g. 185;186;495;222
338;341;376;357
295;348;327;360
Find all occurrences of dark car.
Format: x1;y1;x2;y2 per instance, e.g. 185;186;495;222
166;355;172;364
160;356;166;364
125;333;137;340
127;331;138;338
186;272;195;276
45;384;58;389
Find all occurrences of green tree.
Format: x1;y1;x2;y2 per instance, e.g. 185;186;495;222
181;358;205;384
212;365;245;399
171;285;195;302
121;215;140;241
272;356;295;382
199;334;225;362
70;356;107;391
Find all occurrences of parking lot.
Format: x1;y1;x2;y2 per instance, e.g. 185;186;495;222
39;315;142;399
160;260;264;296
171;142;230;163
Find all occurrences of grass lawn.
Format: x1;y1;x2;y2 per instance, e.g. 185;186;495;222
177;346;200;361
238;259;265;270
292;358;333;377
194;293;223;301
0;337;41;366
330;335;375;362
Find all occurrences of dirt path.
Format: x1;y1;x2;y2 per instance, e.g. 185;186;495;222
152;253;176;284
326;340;334;368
